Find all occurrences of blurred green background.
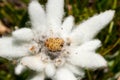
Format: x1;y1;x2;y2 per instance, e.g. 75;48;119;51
0;0;120;80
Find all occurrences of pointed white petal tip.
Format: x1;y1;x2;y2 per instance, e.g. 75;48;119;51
101;10;115;19
97;56;108;68
70;10;115;44
61;15;74;36
20;56;45;72
46;0;64;29
88;54;108;69
80;39;101;51
99;10;115;21
104;10;115;15
68;48;107;69
55;68;77;80
0;37;29;59
29;0;46;32
65;63;85;77
12;28;34;41
67;15;74;19
45;63;56;77
15;64;26;75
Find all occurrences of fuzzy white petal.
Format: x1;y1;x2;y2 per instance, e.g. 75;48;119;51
61;16;74;35
12;28;34;41
30;73;45;80
45;63;56;77
65;63;85;77
21;56;45;72
0;37;29;59
46;0;64;32
79;39;101;51
70;10;115;45
68;48;107;69
28;0;46;32
54;67;77;80
15;64;26;75
69;31;84;46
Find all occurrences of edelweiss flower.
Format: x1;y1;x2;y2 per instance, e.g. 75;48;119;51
0;0;115;80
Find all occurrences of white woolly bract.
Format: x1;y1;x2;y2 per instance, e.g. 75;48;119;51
70;10;115;45
21;56;45;72
28;0;46;32
0;37;29;59
68;49;107;69
54;68;77;80
12;28;34;41
61;16;74;35
65;63;85;77
46;0;64;32
79;39;101;51
45;63;56;77
70;32;84;45
30;73;45;80
15;64;26;75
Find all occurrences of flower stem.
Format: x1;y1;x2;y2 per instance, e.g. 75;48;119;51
112;0;117;9
87;70;92;80
103;38;120;55
104;21;114;44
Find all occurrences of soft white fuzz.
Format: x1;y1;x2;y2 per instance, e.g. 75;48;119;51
12;28;34;41
79;39;101;51
70;10;115;45
70;31;84;45
15;64;26;75
30;73;45;80
46;0;64;32
21;56;45;72
0;37;29;59
65;63;85;76
28;0;46;32
68;50;107;69
61;16;74;35
45;63;56;77
54;68;77;80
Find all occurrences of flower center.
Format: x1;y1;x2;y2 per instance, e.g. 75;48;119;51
45;37;64;52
